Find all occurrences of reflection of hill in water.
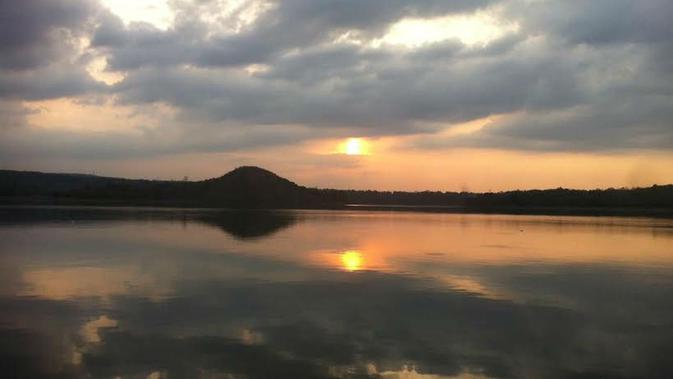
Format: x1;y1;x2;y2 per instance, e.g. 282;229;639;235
197;211;297;240
0;207;298;240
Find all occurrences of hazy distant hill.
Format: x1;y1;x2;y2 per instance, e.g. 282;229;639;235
1;166;672;213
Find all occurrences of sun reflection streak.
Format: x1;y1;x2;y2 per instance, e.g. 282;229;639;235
341;250;364;271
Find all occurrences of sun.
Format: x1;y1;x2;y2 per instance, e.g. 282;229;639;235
340;138;370;155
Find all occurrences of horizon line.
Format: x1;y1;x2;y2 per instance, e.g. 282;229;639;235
2;166;670;195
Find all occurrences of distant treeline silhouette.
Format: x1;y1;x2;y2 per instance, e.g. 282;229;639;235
1;166;672;212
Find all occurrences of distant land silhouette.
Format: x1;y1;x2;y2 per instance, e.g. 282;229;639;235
1;166;672;216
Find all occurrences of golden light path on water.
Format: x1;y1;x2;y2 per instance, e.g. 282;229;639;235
3;209;673;378
13;212;673;302
340;250;364;271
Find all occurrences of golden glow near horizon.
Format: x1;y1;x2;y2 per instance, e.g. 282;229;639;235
339;138;371;156
341;250;364;271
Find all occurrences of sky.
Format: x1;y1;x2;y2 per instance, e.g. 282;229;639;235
0;0;672;191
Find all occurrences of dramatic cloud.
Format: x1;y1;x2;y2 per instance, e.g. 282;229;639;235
93;0;497;69
0;0;104;104
0;0;672;177
0;64;105;101
0;0;98;69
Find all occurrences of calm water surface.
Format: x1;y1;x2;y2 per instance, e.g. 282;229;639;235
1;207;672;378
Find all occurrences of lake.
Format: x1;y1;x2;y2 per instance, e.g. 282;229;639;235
1;206;672;379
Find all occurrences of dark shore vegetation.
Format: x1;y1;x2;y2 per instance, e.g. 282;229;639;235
1;166;672;216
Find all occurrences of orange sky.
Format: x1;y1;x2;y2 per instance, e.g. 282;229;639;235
18;100;673;192
13;144;673;192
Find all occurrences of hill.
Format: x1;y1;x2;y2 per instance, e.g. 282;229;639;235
1;167;672;214
0;166;320;208
198;166;312;207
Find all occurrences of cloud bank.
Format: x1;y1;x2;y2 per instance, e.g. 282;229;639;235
1;0;672;163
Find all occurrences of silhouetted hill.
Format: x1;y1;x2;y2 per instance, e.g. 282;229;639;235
0;170;132;195
1;167;672;214
198;166;311;207
0;166;320;208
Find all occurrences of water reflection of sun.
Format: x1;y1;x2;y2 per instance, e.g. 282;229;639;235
341;250;363;271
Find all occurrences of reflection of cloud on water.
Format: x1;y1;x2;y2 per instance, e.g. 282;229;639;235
146;370;168;379
73;315;118;366
240;328;264;345
438;275;506;300
3;261;673;378
80;315;118;344
377;364;493;378
2;209;673;378
20;266;174;301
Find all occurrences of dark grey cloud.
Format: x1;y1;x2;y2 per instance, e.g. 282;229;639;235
487;99;673;151
0;64;105;101
110;39;585;132
197;0;497;66
0;121;315;162
1;0;673;159
0;0;98;70
518;0;673;46
93;18;199;70
0;0;105;102
92;0;496;70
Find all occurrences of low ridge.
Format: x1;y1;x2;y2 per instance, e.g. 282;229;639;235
1;167;672;213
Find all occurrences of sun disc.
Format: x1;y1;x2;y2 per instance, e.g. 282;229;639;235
340;138;370;155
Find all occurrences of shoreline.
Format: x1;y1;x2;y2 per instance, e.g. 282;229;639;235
2;199;672;219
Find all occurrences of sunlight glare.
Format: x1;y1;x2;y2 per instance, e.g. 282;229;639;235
340;138;370;156
379;13;518;47
101;0;173;29
341;250;363;271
